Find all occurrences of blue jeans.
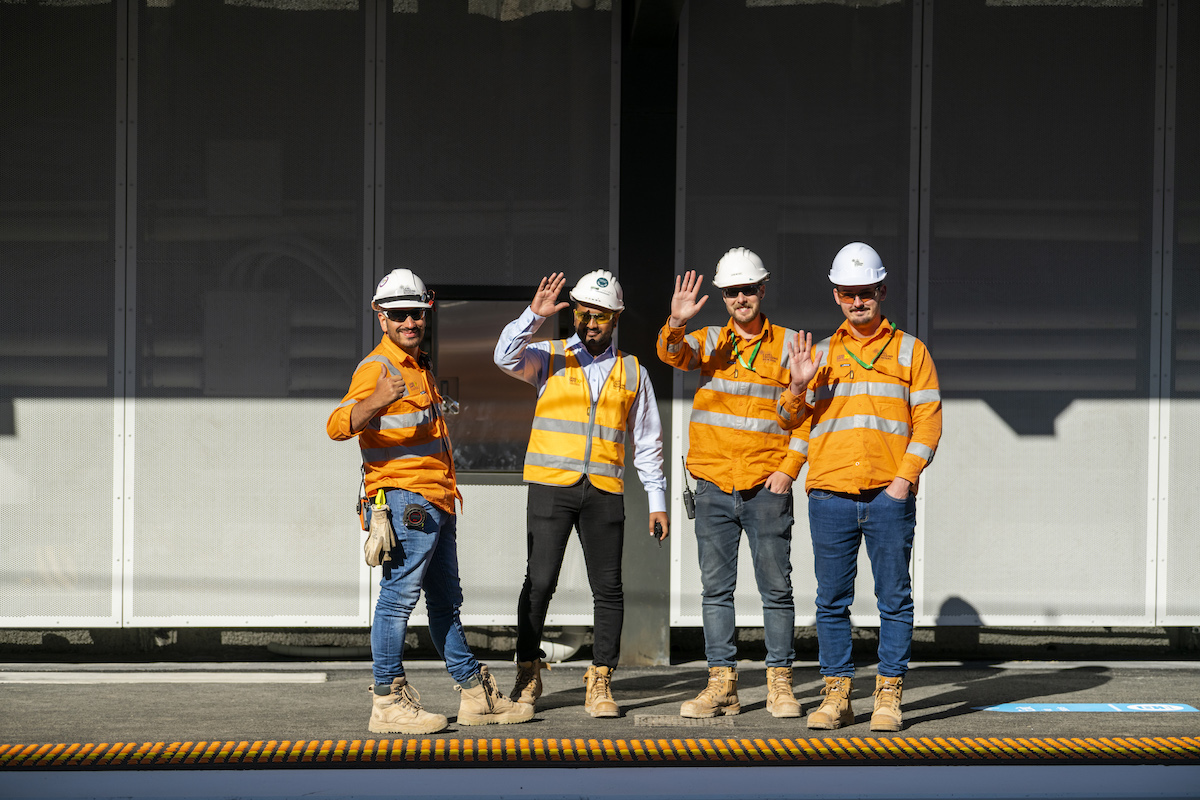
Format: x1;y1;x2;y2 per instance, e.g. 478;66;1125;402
694;479;795;668
371;488;479;686
808;488;916;678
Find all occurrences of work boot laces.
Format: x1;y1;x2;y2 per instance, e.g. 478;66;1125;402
513;661;543;698
391;682;424;712
874;680;901;713
821;678;851;702
589;668;613;703
695;670;725;703
768;668;793;698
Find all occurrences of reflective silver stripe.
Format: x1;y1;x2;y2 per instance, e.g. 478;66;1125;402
532;417;626;444
527;453;587;473
357;354;399;377
790;436;807;457
525;453;624;481
361;438;449;462
621;354;638;392
909;389;941;406
906;442;935;461
533;417;589;436
376;407;435;430
336;398;358;409
778;404;792;423
898;332;916;367
810;414;910;440
691;408;785;435
586;460;623;479
703;377;781;401
778;327;797;370
703;326;722;357
812;381;909;404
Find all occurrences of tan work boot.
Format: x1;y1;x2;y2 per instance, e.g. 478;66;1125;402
583;665;620;718
680;666;740;718
368;676;448;735
765;666;802;718
807;676;855;730
870;675;904;732
455;664;535;726
510;659;550;707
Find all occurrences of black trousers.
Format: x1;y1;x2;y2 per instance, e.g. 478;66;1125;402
516;479;626;668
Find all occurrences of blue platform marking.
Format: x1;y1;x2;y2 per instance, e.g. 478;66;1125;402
979;703;1198;713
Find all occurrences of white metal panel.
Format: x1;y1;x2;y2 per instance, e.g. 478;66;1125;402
125;399;368;626
919;398;1154;626
0;399;121;627
421;483;592;627
1162;400;1200;622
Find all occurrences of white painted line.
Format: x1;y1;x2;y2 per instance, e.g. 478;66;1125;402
0;671;327;684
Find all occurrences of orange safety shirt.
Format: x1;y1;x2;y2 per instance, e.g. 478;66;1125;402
327;335;460;514
657;316;804;493
777;317;941;495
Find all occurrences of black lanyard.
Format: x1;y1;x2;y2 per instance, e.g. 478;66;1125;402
843;322;896;371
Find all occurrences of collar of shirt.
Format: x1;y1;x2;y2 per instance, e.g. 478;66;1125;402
722;314;774;348
564;333;617;366
378;334;425;370
834;315;893;348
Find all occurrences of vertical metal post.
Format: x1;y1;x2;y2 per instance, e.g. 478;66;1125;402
1151;0;1178;624
670;0;690;630
363;0;387;359
114;0;138;626
908;0;933;620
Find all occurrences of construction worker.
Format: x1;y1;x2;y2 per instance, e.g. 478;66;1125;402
776;242;941;732
658;248;818;719
327;268;535;735
494;270;668;719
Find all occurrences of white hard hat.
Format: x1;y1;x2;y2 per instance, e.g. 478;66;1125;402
569;269;624;312
828;242;887;285
712;247;770;288
373;268;434;309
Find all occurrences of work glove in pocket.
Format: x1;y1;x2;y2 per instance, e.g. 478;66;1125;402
364;503;397;567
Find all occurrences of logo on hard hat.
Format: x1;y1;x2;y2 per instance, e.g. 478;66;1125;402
852;258;863;267
377;275;390;288
596;277;609;288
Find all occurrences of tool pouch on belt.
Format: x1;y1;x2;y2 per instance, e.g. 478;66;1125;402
364;501;397;567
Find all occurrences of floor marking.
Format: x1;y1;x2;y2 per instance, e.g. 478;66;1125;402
979;703;1197;713
0;672;327;684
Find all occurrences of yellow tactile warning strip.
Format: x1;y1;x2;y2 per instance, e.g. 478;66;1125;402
2;736;1198;768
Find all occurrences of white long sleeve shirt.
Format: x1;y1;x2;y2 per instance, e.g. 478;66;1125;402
494;306;667;514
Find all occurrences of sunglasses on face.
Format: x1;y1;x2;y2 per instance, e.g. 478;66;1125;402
383;308;427;322
721;284;762;299
573;308;616;325
835;286;882;302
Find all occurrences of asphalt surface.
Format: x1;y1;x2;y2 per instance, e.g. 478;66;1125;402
3;658;1199;745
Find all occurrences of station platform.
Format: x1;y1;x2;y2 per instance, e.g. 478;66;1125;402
2;659;1198;798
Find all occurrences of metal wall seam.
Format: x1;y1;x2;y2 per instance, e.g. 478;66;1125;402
910;0;935;623
669;1;691;627
608;0;622;276
1154;0;1179;624
115;0;139;626
1146;0;1168;624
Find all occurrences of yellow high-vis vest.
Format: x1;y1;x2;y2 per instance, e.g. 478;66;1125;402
523;340;640;494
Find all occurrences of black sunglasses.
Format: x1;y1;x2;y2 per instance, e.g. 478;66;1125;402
721;284;762;299
383;308;427;322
